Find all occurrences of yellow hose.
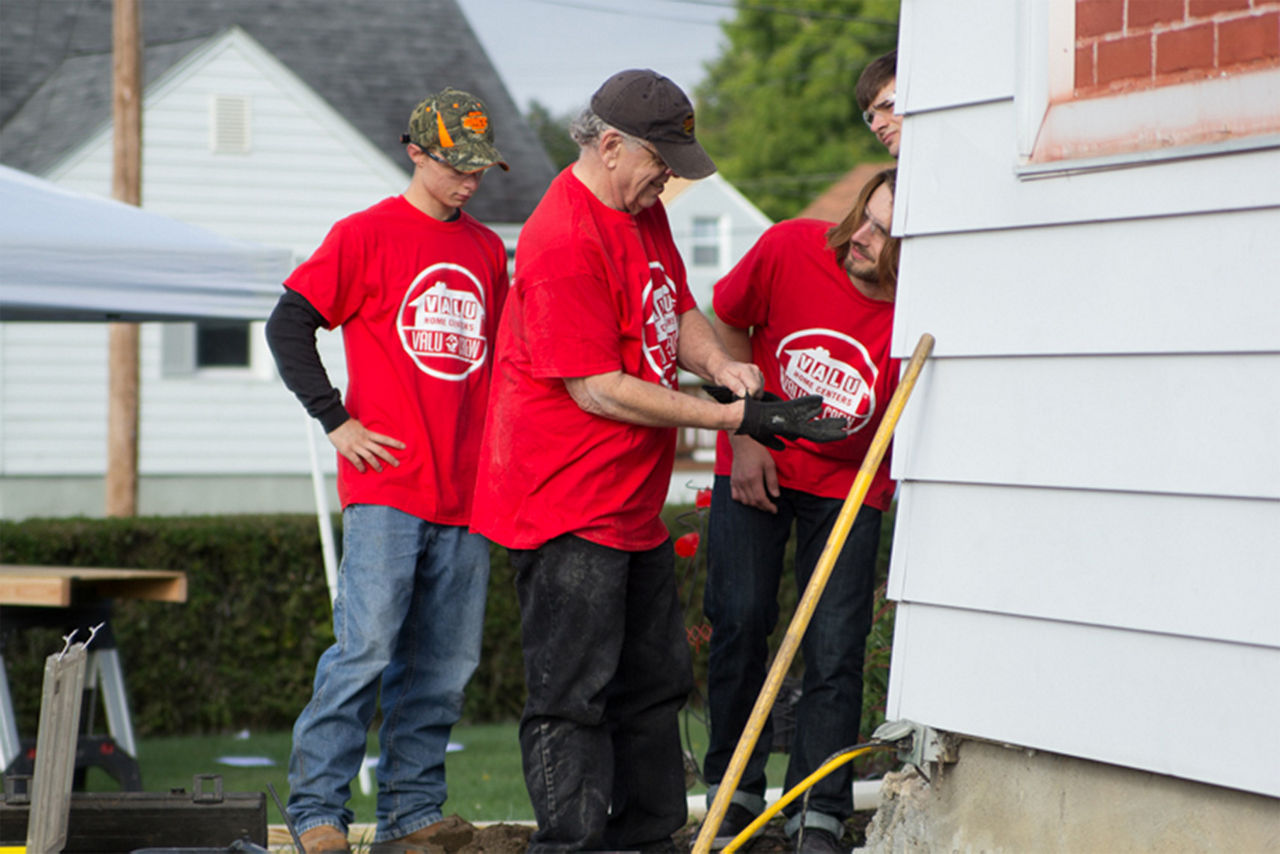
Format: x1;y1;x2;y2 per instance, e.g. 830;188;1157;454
721;744;885;854
692;333;935;854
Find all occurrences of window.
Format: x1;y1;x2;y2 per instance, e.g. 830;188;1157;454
161;321;268;378
195;321;251;368
691;216;722;267
1016;0;1280;175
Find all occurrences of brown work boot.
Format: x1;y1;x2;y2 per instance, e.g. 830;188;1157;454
300;824;351;854
369;816;472;853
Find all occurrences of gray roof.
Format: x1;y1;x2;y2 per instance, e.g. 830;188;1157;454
0;0;556;222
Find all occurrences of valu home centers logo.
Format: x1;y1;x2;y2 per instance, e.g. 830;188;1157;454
397;263;488;380
776;329;879;433
641;261;680;389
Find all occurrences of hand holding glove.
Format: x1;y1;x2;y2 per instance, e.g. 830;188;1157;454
704;385;848;450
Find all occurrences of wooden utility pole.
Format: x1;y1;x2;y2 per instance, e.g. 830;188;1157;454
105;0;141;517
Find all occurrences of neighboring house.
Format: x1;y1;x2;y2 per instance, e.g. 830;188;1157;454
0;0;556;519
866;0;1280;849
797;161;895;223
660;172;772;310
659;173;772;485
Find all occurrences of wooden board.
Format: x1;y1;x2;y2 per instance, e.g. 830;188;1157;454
0;566;187;607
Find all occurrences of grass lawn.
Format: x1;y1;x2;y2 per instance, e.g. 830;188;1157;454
86;714;790;827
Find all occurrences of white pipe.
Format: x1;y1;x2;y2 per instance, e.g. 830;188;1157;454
686;780;883;819
304;413;339;603
305;414;368;793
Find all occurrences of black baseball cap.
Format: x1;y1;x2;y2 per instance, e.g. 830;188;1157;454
590;69;716;180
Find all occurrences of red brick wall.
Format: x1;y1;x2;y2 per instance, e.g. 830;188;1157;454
1075;0;1280;96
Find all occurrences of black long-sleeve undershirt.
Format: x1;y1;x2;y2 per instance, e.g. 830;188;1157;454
264;289;350;433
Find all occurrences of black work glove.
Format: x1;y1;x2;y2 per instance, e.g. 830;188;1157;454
704;385;848;450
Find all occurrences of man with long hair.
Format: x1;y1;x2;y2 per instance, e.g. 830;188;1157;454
701;170;900;853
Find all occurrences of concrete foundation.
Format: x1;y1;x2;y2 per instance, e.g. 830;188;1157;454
856;738;1280;853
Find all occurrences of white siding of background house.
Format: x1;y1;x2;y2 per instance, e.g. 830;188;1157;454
659;174;772;489
885;0;1280;803
2;30;412;517
661;173;772;312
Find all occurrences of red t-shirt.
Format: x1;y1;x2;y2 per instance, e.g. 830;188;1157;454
713;218;898;509
285;195;509;525
471;167;697;551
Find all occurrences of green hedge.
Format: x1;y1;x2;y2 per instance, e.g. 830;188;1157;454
0;506;894;742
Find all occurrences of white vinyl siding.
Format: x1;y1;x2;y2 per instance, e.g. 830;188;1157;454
0;322;324;477
48;27;407;259
894;354;1280;499
888;483;1278;648
887;604;1280;799
897;0;1016;111
897;210;1280;357
886;0;1280;800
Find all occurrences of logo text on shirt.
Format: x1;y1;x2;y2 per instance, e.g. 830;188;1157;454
641;261;681;389
397;263;488;380
776;329;879;433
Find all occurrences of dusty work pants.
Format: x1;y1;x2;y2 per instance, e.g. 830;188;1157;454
702;476;881;835
511;534;693;853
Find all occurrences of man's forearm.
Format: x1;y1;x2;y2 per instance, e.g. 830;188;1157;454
264;290;349;432
677;309;763;398
565;371;744;430
676;309;733;380
711;316;752;364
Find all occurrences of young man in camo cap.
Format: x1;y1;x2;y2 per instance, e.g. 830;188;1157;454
266;88;509;854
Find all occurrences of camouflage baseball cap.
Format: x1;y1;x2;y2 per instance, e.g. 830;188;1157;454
405;88;509;172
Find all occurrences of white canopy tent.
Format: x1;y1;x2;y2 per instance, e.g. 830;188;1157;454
0;163;340;613
0;164;291;322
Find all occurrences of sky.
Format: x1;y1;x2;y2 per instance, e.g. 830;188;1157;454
459;0;735;116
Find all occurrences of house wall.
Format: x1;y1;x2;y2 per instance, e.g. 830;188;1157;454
0;320;338;518
664;174;772;312
884;0;1280;814
0;29;413;516
49;28;409;257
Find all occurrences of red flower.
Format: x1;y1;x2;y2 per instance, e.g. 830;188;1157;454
674;532;700;558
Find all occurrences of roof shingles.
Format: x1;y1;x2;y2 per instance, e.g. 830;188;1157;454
0;0;555;222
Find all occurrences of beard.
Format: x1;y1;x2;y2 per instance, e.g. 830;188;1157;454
844;251;878;285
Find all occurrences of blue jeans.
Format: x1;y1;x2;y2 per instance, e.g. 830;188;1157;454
702;476;880;835
511;535;694;853
287;504;490;842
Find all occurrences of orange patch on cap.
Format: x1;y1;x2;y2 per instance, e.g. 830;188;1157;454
462;111;489;134
436;110;455;148
682;114;695;135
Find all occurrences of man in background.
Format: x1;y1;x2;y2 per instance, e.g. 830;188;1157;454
265;88;510;854
857;49;900;157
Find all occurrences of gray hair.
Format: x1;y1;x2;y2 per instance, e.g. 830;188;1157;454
569;107;644;150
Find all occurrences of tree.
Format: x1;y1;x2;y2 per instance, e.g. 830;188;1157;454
525;99;579;170
695;0;899;221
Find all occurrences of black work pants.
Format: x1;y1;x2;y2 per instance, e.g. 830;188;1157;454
512;534;694;853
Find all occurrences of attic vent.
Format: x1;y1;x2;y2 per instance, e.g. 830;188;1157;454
211;95;251;154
